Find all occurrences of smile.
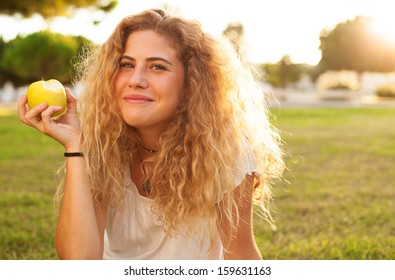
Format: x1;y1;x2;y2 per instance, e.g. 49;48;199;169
123;94;154;104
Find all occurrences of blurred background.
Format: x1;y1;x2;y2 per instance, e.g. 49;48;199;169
2;0;395;107
0;0;394;259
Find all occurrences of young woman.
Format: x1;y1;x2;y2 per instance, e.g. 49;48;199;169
18;9;284;259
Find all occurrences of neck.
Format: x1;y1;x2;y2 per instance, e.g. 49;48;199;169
141;145;158;153
135;128;160;154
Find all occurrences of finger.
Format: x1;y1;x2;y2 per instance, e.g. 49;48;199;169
18;95;29;124
65;87;76;102
41;105;62;120
40;105;62;133
24;102;48;126
65;88;78;113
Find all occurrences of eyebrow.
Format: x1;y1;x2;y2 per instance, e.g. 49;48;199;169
120;55;173;66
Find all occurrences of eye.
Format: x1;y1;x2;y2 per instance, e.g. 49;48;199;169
150;64;168;71
120;62;134;68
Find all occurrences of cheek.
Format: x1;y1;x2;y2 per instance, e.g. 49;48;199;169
173;72;185;101
176;86;185;105
166;80;184;106
114;73;127;96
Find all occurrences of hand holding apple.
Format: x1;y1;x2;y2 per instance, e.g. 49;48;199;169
19;83;81;149
26;79;67;117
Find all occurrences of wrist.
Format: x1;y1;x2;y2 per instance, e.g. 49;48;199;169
64;142;82;153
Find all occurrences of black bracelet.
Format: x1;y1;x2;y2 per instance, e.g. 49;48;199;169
64;152;84;157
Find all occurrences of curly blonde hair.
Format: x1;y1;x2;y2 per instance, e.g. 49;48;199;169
71;9;284;239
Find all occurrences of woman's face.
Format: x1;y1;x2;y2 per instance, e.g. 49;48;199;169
115;30;185;134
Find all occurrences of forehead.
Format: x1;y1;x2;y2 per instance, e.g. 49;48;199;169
123;30;180;58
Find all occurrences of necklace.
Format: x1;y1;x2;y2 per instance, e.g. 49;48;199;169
143;181;151;193
141;145;158;153
137;150;152;193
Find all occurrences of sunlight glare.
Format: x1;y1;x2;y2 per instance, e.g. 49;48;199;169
369;18;395;44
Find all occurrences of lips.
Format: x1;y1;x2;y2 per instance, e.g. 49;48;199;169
123;94;154;104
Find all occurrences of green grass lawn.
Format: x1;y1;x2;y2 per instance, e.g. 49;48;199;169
255;108;395;259
1;108;394;259
0;113;62;259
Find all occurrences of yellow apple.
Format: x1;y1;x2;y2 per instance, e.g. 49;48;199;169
27;79;67;117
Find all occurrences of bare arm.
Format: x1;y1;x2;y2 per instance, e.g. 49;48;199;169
18;90;107;259
55;154;108;259
217;174;262;260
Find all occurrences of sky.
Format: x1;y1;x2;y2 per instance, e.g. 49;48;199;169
1;0;395;65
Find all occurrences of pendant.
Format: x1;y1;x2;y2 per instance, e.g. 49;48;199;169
143;181;151;193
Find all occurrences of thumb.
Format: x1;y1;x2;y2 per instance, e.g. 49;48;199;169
65;87;78;113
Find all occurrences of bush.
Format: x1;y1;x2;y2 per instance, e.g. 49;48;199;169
316;70;360;91
326;84;353;90
0;31;93;86
0;36;9;87
375;84;395;98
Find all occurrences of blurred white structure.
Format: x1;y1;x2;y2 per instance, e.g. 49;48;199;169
359;72;395;95
0;82;15;103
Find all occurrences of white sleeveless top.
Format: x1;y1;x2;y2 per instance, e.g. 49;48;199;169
103;150;257;260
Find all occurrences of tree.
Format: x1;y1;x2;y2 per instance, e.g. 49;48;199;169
222;22;244;56
0;31;93;86
318;16;395;73
0;36;10;86
261;55;312;88
0;0;117;19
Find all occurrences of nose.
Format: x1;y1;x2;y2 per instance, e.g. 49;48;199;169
128;67;148;89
